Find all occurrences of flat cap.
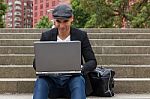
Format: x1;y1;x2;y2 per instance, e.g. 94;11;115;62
52;4;73;19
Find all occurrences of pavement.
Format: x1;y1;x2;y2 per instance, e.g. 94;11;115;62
0;94;150;99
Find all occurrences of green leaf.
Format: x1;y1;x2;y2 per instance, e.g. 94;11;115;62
35;16;53;28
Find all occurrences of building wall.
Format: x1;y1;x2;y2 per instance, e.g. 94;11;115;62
5;0;33;28
24;0;33;28
33;0;70;28
33;0;59;27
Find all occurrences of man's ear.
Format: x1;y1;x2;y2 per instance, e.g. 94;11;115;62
71;16;74;22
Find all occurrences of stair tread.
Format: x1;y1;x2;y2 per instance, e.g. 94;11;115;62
1;39;150;40
1;64;150;67
0;93;150;99
1;53;150;55
0;78;150;81
1;32;150;34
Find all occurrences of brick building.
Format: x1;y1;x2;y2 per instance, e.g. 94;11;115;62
5;0;33;28
33;0;70;27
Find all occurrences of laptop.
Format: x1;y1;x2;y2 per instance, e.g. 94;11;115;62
34;41;81;75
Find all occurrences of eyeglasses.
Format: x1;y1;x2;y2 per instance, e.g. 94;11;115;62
56;20;69;23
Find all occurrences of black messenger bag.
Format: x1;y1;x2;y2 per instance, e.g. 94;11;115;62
88;67;115;97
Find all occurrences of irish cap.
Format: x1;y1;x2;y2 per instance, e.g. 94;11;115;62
52;4;73;19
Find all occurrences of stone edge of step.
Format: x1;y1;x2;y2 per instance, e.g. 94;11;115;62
0;78;150;82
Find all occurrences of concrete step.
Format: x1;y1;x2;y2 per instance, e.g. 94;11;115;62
0;39;38;46
96;54;150;65
2;33;150;39
90;39;150;46
95;46;150;54
0;78;35;93
0;29;47;33
105;65;150;78
0;54;34;65
2;46;150;54
0;65;150;78
0;78;150;93
88;33;150;39
1;28;150;33
1;54;150;65
83;28;150;33
1;93;150;99
0;46;33;54
0;65;35;78
0;33;41;39
2;39;150;46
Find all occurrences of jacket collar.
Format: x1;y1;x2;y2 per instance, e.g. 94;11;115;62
53;27;77;41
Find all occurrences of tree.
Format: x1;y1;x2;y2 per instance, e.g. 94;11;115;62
128;0;150;28
71;0;90;28
36;16;53;28
0;0;7;28
79;0;150;28
80;0;130;28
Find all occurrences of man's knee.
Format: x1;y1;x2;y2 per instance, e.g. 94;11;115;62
69;76;86;99
69;76;85;88
35;77;49;89
74;76;85;83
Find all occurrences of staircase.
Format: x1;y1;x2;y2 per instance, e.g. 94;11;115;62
0;28;150;94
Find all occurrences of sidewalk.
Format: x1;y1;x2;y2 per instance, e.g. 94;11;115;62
0;93;150;99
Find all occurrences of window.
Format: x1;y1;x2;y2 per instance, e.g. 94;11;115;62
40;11;43;16
35;0;37;4
34;6;37;10
40;0;43;3
46;3;49;8
34;19;37;23
34;12;37;17
40;4;43;9
52;1;55;6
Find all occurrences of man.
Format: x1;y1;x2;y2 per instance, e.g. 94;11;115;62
33;4;97;99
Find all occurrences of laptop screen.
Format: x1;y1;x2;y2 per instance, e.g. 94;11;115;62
34;41;81;74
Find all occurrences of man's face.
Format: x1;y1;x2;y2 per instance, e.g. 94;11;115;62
54;17;73;34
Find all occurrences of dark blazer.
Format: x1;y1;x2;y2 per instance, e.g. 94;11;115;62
33;27;97;95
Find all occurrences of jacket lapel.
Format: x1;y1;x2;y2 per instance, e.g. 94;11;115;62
51;28;58;41
70;27;77;41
